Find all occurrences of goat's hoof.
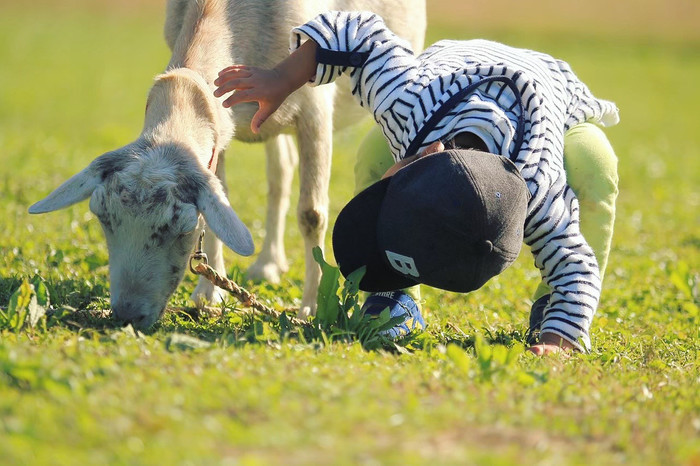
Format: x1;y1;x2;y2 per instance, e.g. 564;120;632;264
296;305;315;321
191;283;226;309
246;260;287;284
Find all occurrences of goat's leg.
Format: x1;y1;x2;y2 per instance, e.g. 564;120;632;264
246;134;298;284
295;90;334;319
191;150;228;308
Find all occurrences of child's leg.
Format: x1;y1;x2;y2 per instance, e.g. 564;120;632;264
354;125;395;193
532;122;619;301
354;125;423;306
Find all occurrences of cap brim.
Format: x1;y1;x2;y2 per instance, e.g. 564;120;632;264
332;178;418;292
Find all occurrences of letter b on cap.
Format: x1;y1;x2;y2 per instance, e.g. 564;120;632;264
385;250;420;278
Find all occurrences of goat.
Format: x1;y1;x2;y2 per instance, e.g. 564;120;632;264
29;0;426;328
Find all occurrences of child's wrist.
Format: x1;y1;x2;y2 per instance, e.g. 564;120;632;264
270;66;298;97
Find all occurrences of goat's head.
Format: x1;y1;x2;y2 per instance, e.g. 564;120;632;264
29;142;254;329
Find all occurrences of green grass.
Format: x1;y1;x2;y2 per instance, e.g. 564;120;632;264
1;3;699;465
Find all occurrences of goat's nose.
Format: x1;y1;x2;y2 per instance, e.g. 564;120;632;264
113;301;148;327
123;314;149;328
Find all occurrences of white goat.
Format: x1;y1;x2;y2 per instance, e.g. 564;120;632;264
29;0;426;328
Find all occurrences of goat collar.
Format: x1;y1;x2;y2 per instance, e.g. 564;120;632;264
207;146;219;173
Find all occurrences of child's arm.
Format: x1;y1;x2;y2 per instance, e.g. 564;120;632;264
216;11;416;139
213;40;318;133
524;183;601;353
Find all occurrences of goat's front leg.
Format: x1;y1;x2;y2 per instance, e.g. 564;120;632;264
295;89;334;319
191;151;228;309
247;134;298;284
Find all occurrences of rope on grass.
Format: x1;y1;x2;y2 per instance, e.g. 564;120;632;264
191;262;313;328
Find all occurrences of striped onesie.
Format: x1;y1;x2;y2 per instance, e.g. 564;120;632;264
291;11;620;350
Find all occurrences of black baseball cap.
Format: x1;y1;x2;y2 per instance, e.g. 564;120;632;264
332;149;530;293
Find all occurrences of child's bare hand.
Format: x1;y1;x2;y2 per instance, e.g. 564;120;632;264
527;332;576;357
382;141;445;179
214;65;291;133
214;41;318;133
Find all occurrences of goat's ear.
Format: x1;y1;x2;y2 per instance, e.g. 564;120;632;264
197;187;255;256
28;150;125;214
29;165;101;214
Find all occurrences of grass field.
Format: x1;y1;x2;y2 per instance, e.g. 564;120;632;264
1;1;699;464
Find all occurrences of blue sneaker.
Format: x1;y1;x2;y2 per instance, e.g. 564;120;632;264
361;291;426;339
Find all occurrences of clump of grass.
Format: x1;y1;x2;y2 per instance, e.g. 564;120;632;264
1;246;422;352
0;276;49;333
304;246;415;350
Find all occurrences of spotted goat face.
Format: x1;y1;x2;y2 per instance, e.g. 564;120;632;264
29;143;254;328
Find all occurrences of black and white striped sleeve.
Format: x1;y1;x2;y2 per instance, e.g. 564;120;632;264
524;173;601;351
290;11;417;114
290;11;390;85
